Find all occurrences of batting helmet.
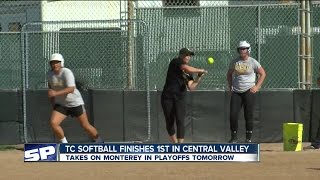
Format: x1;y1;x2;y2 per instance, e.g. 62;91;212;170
238;41;251;53
50;53;64;67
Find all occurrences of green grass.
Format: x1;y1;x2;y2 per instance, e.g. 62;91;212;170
0;145;23;151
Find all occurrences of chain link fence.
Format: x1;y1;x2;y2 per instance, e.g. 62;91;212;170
0;33;21;89
21;20;151;142
137;3;301;90
22;20;150;90
0;0;316;90
258;4;300;88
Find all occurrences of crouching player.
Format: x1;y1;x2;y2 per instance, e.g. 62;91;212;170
47;53;104;143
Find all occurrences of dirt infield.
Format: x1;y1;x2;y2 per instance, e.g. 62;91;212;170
0;143;319;180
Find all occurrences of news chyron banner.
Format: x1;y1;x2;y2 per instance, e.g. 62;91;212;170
24;143;260;162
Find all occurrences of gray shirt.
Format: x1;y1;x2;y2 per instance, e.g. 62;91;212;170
47;68;84;107
228;57;261;93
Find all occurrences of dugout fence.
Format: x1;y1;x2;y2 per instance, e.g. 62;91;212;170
21;20;151;143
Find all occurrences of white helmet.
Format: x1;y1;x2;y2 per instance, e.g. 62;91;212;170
238;41;251;53
49;53;64;67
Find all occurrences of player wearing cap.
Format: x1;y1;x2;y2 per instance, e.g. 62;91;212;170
305;66;320;150
161;48;207;143
227;41;266;143
47;53;104;143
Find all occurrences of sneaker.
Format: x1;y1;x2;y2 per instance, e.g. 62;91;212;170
303;145;320;150
246;131;252;141
94;136;104;143
229;131;238;143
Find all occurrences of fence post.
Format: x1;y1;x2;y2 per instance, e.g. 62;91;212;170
299;0;306;89
305;0;312;89
127;0;135;89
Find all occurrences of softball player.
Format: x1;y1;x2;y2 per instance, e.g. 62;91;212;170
161;48;207;143
306;70;320;149
227;41;266;143
47;53;104;143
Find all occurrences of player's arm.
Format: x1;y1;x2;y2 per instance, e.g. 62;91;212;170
251;67;266;93
48;83;55;107
181;64;207;74
227;68;233;91
48;70;76;98
250;67;266;93
188;73;205;91
48;87;75;98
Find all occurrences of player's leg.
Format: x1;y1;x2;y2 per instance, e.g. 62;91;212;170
161;95;177;143
73;105;104;143
175;96;186;143
168;109;178;143
243;90;255;143
229;92;242;143
50;104;68;143
310;125;320;149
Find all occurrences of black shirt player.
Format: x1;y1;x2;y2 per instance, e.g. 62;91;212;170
161;48;207;143
306;67;320;149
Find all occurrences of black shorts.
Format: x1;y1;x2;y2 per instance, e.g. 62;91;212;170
53;104;86;117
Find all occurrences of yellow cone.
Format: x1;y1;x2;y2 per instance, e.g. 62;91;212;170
283;123;303;151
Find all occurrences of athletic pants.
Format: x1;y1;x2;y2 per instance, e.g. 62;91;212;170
312;126;320;147
230;90;255;132
161;93;186;139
